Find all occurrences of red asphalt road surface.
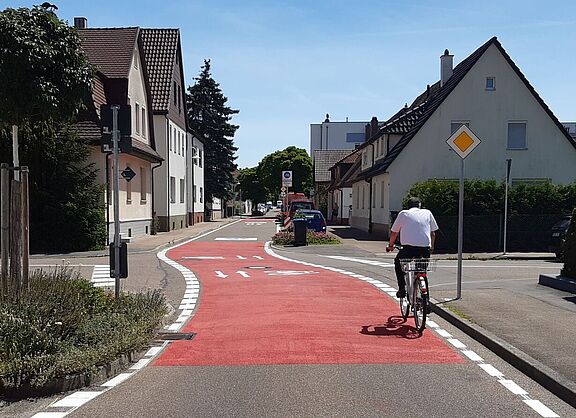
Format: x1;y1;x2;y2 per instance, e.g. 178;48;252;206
155;239;464;367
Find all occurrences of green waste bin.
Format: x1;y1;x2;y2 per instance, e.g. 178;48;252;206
293;218;307;246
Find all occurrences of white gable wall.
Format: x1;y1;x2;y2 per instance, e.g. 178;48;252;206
387;43;576;218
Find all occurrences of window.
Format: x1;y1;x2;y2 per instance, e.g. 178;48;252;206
177;133;181;155
140;167;146;203
141;108;146;138
173;128;177;152
169;127;172;151
193;185;197;202
507;122;527;149
199;149;203;167
361;185;365;209
486;77;496;91
178;85;182;114
451;121;470;134
133;53;138;69
135;103;140;134
200;187;203;203
181;136;185;155
372;185;376;208
380;181;385;208
192;147;198;165
126;166;132;204
180;179;185;203
170;177;176;203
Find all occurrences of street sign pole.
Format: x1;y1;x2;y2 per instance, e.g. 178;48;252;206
112;106;121;301
457;158;464;300
446;125;482;301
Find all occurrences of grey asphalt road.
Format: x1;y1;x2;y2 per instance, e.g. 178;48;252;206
8;218;575;417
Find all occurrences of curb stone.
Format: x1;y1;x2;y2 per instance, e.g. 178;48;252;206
430;299;576;409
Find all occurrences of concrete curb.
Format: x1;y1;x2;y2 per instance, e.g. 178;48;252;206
538;274;576;293
430;300;576;408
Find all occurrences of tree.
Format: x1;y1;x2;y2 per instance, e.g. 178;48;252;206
257;146;313;200
186;60;238;204
0;6;93;129
237;167;266;204
560;208;576;279
0;124;106;252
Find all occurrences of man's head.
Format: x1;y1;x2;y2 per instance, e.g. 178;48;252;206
407;197;421;209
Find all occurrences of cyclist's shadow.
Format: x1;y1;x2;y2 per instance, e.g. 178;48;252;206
360;316;421;339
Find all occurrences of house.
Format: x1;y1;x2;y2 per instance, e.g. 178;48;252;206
312;149;354;221
140;28;204;230
347;37;576;237
76;21;163;241
327;151;361;224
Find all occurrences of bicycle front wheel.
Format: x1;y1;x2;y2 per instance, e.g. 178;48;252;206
412;276;429;333
399;294;410;321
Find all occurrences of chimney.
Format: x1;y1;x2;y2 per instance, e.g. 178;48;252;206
74;17;87;29
370;116;378;138
440;49;453;87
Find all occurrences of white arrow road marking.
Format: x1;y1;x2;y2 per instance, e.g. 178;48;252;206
265;270;320;276
237;255;247;259
236;271;250;278
215;238;257;241
182;256;225;260
215;271;228;278
253;256;264;260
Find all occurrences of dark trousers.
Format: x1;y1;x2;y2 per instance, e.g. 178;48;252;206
394;245;431;290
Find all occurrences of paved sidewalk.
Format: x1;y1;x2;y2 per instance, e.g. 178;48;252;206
325;225;576;408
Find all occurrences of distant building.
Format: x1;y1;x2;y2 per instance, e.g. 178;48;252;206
309;115;367;155
562;122;576;138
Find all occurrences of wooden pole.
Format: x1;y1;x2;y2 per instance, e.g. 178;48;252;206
1;164;9;299
21;167;29;292
10;178;22;300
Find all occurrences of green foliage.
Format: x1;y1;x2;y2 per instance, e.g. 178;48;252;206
0;268;167;392
186;59;238;203
0;6;94;127
0;124;107;252
237;167;266;204
406;179;576;216
271;230;340;246
256;146;313;199
561;208;576;278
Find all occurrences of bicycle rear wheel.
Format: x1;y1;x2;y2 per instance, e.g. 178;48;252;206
412;275;429;333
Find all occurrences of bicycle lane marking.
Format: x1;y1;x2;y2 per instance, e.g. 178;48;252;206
278;248;560;418
153;241;464;366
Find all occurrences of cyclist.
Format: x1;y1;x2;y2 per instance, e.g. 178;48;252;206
386;197;438;298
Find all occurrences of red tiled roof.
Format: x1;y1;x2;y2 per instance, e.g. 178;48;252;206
140;29;180;113
77;28;139;79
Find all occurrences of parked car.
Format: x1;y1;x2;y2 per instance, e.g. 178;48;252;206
288;200;315;220
294;209;326;233
549;215;572;259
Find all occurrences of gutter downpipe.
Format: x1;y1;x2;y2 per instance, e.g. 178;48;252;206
166;118;170;231
151;160;163;234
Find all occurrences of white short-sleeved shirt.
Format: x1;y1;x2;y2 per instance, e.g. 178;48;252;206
391;207;439;247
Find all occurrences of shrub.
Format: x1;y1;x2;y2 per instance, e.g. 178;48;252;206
561;208;576;279
0;268;167;392
271;230;340;246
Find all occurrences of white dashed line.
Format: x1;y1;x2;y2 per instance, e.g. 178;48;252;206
499;379;528;395
522;400;560;417
50;391;103;408
461;350;483;362
101;373;132;387
479;363;504;377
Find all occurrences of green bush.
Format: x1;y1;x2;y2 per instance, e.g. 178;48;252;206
561;208;576;279
271;230;340;246
0;268;167;392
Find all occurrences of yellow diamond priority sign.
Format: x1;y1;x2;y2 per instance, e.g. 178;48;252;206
446;125;481;159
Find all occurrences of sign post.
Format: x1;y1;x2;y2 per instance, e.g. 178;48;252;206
446;125;481;300
281;171;292;212
112;106;121;301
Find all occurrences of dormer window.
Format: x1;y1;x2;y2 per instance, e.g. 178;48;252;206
486;77;495;91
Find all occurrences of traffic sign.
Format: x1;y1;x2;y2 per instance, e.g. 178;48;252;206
446;125;481;159
121;167;136;182
280;191;286;198
281;185;287;192
281;170;292;187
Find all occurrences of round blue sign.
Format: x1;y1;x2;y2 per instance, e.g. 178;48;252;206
283;172;291;178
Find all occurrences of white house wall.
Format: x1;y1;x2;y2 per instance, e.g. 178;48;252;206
387;43;576;217
153;115;168;217
310;121;367;155
193;139;205;215
129;49;151;147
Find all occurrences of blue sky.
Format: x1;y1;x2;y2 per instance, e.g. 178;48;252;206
6;1;576;167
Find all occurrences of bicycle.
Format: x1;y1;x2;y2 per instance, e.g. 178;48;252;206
398;257;437;333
